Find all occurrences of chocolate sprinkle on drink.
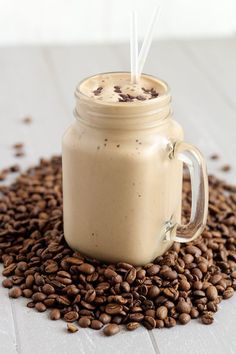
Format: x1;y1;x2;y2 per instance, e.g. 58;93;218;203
0;156;236;336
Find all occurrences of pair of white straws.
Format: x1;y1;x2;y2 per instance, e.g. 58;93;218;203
130;5;161;84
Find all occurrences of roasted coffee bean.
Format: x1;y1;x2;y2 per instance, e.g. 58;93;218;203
91;319;103;330
178;313;191;325
105;303;123;315
125;268;136;284
35;302;47;312
2;278;13;288
176;300;191;314
64;311;79;322
50;309;61;320
126;322;140;331
78;263;95;274
111;316;123;324
164;317;176;328
129;313;144;322
9;287;22;298
32;292;47;302
156;319;165;328
85;289;96;303
78;317;91;328
207;301;218;312
143;316;156;330
145;309;155;318
156;306;168;320
99;313;111;324
146;264;159;276
223;287;234;299
190;307;199;319
23;289;33;298
42;284;55;295
179;280;191;291
147;286;160;299
206;286;218;301
201;312;214;325
67;323;78;333
103;324;120;336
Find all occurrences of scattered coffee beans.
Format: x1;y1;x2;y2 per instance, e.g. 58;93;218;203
0;156;236;337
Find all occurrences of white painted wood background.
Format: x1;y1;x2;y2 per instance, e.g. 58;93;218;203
0;39;236;354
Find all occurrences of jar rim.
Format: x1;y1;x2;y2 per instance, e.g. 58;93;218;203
75;71;170;107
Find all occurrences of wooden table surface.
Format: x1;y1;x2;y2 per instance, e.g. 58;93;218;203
0;39;236;354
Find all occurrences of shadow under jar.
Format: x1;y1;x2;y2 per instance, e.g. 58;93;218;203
62;72;208;266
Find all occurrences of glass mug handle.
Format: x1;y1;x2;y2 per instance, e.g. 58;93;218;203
166;141;209;242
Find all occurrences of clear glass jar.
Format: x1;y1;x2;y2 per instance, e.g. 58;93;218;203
62;72;208;265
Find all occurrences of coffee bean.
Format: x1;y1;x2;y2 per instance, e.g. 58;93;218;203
147;286;160;299
129;313;144;322
25;275;34;288
78;263;95;274
42;284;55;295
185;246;202;257
156;319;164;328
85;289;96;303
50;309;61;320
64;311;79;322
32;292;47;302
91;320;103;330
223;287;234;299
103;324;120;336
201;312;214;325
179;280;191;291
207;301;218;312
143;316;156;330
125;268;136;284
67;323;78;333
35;302;47;312
2;278;13;288
176;300;191;314
23;289;33;298
78;317;91;328
164;317;176;328
9;287;22;298
105;303;123;315
206;286;218;301
190;307;199;319
126;322;140;331
99;313;111;324
156;306;168;320
179;313;191;325
146;264;159;276
112;316;123;324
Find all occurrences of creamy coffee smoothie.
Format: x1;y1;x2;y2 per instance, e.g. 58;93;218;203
62;72;184;265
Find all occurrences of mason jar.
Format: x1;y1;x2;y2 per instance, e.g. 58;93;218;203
62;72;208;266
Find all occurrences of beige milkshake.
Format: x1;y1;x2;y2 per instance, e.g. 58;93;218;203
62;72;208;265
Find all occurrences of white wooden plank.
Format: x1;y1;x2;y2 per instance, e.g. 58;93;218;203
0;47;68;172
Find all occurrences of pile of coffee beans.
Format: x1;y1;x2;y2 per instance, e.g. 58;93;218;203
0;156;235;336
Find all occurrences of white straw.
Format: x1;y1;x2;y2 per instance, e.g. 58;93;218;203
137;4;161;78
130;11;138;84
